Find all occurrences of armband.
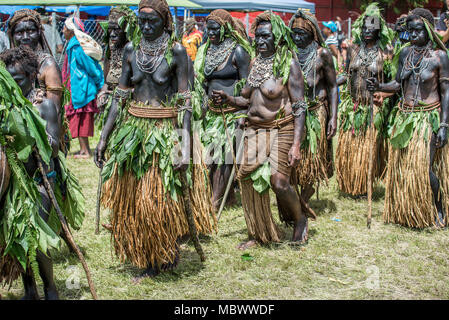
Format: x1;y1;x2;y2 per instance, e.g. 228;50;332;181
440;122;449;129
291;100;307;118
113;87;130;101
48;135;57;148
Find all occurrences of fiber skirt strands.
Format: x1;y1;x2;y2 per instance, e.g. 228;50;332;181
0;246;22;286
384;107;449;228
202;104;240;166
238;117;295;243
101;103;215;269
336;102;386;196
297;100;333;187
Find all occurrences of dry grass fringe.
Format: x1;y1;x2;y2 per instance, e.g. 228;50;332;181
100;143;216;268
0;245;22;287
384;124;449;228
336;106;386;196
297;104;333;187
240;179;282;243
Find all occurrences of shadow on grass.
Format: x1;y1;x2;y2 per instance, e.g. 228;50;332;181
105;248;206;285
50;244;90;264
235;225;317;252
337;184;385;201
55;278;92;300
219;227;248;238
309;199;337;216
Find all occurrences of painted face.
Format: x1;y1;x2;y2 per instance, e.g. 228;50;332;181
138;9;165;41
12;20;40;49
362;16;380;42
292;27;314;49
109;21;126;48
6;63;33;96
255;23;275;58
407;18;429;47
206;20;221;45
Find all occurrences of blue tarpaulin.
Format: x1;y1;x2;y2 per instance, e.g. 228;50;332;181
0;5;208;17
187;0;315;13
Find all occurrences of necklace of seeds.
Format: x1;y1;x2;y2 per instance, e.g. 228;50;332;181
358;42;379;78
401;42;432;107
107;46;124;84
354;42;379;102
298;41;318;98
247;54;275;88
298;41;318;79
136;32;169;74
204;38;236;76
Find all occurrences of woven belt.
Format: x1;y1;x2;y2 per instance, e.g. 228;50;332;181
248;114;294;130
308;98;328;112
399;101;440;112
46;86;64;93
128;102;178;119
208;100;239;114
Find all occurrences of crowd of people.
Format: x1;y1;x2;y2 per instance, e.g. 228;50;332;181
0;0;448;300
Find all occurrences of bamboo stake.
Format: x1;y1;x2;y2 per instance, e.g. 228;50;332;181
34;150;98;300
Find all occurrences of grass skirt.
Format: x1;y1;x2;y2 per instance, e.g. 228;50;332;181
240;179;282;243
297;100;333;187
336;102;386;196
101;106;216;268
384;109;449;228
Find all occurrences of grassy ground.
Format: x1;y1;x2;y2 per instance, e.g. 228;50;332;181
1;133;449;300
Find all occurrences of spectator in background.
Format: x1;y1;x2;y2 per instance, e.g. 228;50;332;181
394;14;409;47
0;29;9;53
322;21;341;69
182;17;203;61
336;16;345;50
62;16;103;159
436;0;449;47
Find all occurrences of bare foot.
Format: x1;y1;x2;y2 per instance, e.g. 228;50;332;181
160;252;180;271
132;266;160;284
74;153;91;159
237;240;257;250
292;219;308;244
102;223;112;231
434;211;446;229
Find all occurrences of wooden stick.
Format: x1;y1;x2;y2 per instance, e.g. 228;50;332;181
180;171;206;262
217;132;245;222
220;108;239;173
34;150;98;299
95;170;102;235
367;93;374;229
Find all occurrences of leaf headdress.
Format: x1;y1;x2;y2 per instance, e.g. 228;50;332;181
251;11;297;84
352;2;394;51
